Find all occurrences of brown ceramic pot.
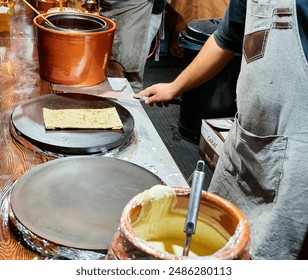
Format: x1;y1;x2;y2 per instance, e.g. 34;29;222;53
36;0;68;13
106;186;251;260
33;13;116;86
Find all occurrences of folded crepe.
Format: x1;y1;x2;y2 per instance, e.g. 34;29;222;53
43;107;123;130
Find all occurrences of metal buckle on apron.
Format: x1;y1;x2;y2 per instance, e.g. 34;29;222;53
272;21;293;29
273;8;292;17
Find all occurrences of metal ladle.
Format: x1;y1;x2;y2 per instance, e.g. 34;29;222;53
182;160;206;256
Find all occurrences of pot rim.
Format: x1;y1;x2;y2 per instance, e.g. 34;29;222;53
42;12;108;33
33;12;116;36
120;186;250;260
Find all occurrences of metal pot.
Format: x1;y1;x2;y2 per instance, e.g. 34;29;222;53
42;13;108;33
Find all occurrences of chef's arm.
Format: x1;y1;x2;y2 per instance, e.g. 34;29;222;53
133;34;236;105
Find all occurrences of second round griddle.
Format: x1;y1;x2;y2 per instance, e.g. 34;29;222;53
10;93;134;155
10;156;165;251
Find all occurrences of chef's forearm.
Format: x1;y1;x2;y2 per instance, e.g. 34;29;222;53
172;35;236;96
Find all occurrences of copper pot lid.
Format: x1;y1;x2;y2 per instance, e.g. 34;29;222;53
10;93;134;155
10;156;165;250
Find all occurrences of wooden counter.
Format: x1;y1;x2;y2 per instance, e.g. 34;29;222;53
0;2;187;260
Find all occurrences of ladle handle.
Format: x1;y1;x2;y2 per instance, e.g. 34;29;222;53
22;0;55;27
184;160;205;235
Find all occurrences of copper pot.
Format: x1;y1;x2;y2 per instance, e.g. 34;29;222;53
107;186;251;260
33;13;116;86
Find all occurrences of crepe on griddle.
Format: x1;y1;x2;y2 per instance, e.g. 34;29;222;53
42;107;123;130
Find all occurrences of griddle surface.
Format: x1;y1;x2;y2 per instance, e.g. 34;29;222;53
10;156;165;250
11;93;134;154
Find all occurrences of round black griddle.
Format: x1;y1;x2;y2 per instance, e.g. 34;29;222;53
10;93;134;155
10;156;165;251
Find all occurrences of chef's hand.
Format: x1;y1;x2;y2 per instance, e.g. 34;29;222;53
133;83;180;107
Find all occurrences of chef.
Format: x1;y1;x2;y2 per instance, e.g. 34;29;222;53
99;0;170;92
134;0;308;259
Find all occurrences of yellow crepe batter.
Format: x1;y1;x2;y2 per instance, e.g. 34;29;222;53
132;185;229;257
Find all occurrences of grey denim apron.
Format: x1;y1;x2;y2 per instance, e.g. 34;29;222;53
208;0;308;259
99;0;154;73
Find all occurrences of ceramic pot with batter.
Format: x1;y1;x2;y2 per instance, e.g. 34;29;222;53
107;186;251;260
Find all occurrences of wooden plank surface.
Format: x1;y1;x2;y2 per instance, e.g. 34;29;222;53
0;2;51;260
